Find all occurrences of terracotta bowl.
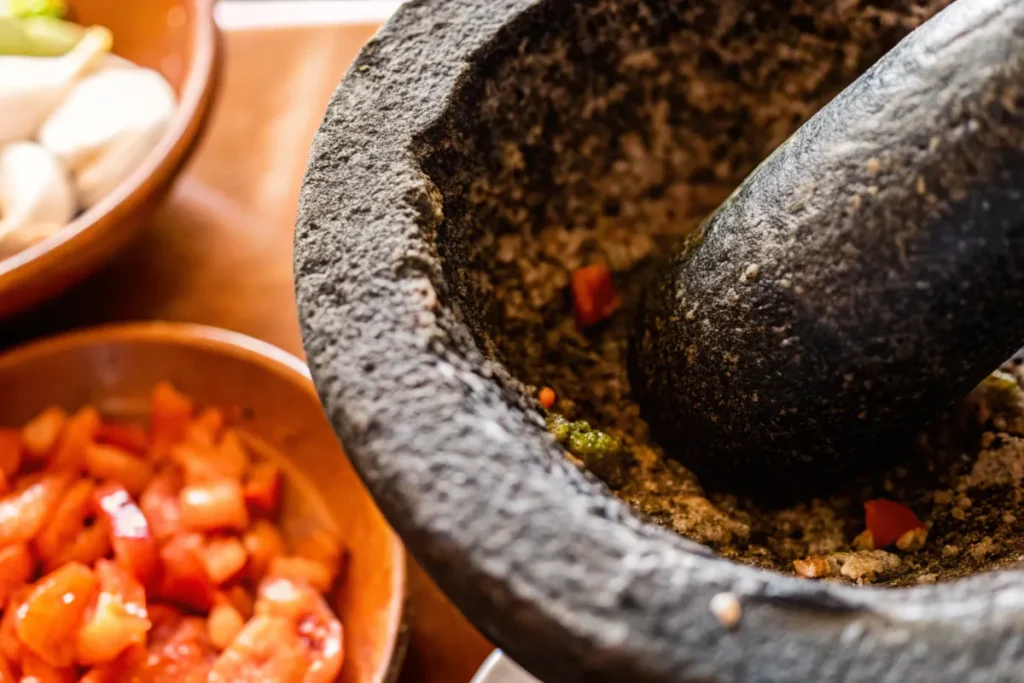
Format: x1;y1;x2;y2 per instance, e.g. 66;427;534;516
0;0;220;319
0;322;407;683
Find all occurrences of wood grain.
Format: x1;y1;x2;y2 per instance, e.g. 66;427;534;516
1;20;493;683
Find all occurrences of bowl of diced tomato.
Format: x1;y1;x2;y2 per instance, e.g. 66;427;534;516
0;322;407;682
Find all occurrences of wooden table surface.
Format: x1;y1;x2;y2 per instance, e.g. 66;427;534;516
3;19;494;683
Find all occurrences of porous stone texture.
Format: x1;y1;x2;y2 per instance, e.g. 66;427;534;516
632;0;1024;495
295;0;1024;681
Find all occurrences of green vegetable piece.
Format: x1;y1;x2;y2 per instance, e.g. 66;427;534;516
0;15;83;56
545;414;572;444
2;0;67;19
546;414;632;489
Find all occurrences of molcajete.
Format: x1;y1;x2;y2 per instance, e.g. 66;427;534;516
295;1;1024;681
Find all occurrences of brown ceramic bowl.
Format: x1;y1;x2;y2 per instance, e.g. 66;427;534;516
0;322;407;683
0;0;220;319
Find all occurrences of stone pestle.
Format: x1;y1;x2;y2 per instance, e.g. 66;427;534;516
630;0;1024;497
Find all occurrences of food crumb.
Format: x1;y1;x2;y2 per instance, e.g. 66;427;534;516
970;537;997;561
839;550;901;583
895;527;927;552
709;592;742;629
942;545;961;558
916;573;938;585
851;529;874;551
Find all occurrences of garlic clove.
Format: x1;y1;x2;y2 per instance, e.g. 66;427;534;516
39;65;175;208
0;141;75;252
0;25;111;145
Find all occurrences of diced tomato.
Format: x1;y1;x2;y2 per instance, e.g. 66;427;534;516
16;562;98;667
152;534;214;613
243;463;281;517
19;650;74;683
137;611;215;683
251;577;343;683
571;264;621;328
0;474;70;547
294;530;342;569
213;431;249;481
184;409;224;450
206;602;245;651
199;537;247;586
209;615;306;682
0;431;20;480
0;587;28;663
75;560;151;666
864;499;925;549
219;586;253;621
180;480;249;532
50;407;101;472
150;383;194;460
79;645;146;683
268;556;334;593
0;654;14;683
171;444;224;486
0;544;34;607
21;408;67;460
95;422;149;456
242;521;285;582
94;484;158;585
85;444;154;496
44;523;111;573
139;469;183;541
34;480;95;565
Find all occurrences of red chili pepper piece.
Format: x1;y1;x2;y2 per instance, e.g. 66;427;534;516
864;499;924;549
571;264;621;328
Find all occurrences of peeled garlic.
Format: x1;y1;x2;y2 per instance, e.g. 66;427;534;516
0;25;110;145
0;141;75;253
39;64;175;208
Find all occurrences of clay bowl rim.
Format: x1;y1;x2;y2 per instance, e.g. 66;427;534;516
295;0;1024;681
0;0;220;303
0;320;409;683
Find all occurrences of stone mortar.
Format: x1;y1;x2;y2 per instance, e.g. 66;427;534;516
295;1;1024;681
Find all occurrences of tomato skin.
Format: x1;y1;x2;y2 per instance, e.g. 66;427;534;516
94;484;159;585
864;499;924;548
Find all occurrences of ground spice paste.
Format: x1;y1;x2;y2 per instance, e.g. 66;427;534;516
489;225;1024;586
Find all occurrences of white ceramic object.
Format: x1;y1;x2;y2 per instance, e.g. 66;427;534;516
471;652;540;683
